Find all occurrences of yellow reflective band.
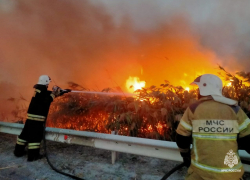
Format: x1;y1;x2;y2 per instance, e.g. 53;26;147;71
27;117;45;121
50;94;55;100
27;114;45;121
239;118;250;132
17;138;27;143
193;138;198;162
27;114;45;119
28;143;41;146
28;146;40;149
17;141;25;146
180;119;192;131
191;160;242;173
35;89;41;93
193;133;237;141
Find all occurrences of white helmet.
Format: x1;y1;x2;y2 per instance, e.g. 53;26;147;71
191;74;237;105
37;75;51;85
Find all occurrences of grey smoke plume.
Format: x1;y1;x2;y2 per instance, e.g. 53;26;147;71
96;0;250;69
0;0;250;118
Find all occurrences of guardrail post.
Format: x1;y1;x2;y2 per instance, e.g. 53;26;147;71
111;130;118;164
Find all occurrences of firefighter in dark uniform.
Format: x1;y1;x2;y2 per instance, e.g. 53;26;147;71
176;74;250;180
14;75;70;161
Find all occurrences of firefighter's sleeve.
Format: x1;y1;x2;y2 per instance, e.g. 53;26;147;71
176;133;192;154
238;108;250;138
176;108;192;167
176;107;192;156
237;108;250;153
176;133;192;167
176;107;193;137
47;91;55;101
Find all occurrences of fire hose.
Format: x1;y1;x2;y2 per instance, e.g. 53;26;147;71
161;162;185;180
42;86;85;179
43;121;85;180
41;87;133;179
41;88;137;179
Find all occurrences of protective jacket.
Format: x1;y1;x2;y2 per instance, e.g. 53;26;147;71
14;84;55;161
176;96;250;180
27;84;55;121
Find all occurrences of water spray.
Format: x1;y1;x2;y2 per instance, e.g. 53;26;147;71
70;90;135;96
53;85;136;97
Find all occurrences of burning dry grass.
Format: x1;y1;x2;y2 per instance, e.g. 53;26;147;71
47;67;250;141
7;67;250;141
47;83;198;141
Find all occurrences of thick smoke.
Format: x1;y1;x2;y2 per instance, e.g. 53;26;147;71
96;0;250;71
0;0;249;119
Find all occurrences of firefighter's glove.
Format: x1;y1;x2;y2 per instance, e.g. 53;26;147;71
238;135;250;154
181;151;191;167
52;85;62;97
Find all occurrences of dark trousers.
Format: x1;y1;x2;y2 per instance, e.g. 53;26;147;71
14;119;45;161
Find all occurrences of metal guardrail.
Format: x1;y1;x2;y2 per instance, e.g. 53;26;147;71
1;121;250;172
0;122;182;162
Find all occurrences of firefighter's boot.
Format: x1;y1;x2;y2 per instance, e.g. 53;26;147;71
27;149;44;162
27;143;43;162
14;137;27;157
14;144;26;157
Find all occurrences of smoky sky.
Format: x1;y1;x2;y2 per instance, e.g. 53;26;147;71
96;0;250;66
0;0;250;118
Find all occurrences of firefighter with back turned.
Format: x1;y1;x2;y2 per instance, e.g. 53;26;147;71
14;75;70;161
176;74;250;180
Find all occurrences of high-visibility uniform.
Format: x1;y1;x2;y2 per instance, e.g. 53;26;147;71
176;96;250;180
14;84;55;161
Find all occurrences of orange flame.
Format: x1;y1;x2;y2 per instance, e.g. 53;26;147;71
126;76;146;93
185;87;190;91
